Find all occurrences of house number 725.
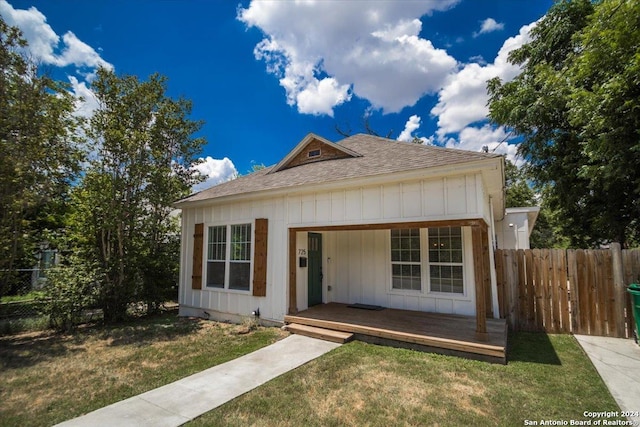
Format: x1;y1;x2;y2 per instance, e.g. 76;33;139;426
298;249;307;256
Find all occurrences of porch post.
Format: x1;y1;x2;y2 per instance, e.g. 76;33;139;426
288;229;298;314
472;223;488;340
481;225;493;318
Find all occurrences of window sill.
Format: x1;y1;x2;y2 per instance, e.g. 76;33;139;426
387;289;423;296
425;290;470;301
202;287;252;295
386;289;472;301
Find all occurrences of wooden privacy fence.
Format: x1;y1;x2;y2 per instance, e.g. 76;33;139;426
495;245;640;338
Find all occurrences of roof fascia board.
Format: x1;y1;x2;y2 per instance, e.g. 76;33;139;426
527;208;540;233
479;156;505;221
505;207;541;234
505;206;541;214
175;157;502;210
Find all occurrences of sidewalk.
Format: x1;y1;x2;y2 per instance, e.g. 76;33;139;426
55;334;340;427
575;335;640;424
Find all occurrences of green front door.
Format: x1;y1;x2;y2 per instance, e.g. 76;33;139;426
308;233;323;307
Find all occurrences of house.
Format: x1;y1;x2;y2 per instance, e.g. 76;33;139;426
32;243;59;290
496;207;539;250
175;133;531;358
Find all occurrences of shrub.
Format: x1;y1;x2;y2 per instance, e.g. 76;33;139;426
39;258;100;331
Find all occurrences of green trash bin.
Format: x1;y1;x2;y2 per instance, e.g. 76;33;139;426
628;283;640;344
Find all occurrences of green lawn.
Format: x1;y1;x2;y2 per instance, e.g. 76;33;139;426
0;291;44;303
1;312;622;427
188;332;622;426
0;312;287;427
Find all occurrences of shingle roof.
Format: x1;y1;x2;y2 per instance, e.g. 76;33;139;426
176;133;502;206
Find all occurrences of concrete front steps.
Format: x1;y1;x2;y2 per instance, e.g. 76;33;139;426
284;323;354;344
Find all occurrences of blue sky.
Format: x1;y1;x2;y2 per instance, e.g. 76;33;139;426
2;0;552;190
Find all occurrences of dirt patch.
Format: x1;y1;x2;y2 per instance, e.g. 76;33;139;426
440;371;489;417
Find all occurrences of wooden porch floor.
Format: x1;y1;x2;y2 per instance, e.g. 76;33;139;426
285;303;507;363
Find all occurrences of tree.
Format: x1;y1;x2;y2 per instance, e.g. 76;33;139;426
335;113;394;139
529;186;572;249
245;163;266;175
69;68;206;322
488;0;639;247
503;159;566;248
0;17;82;296
504;159;536;208
565;0;640;247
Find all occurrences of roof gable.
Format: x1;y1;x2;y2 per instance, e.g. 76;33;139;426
270;133;361;173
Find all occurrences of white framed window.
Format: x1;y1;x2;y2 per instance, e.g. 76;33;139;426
206;223;252;291
428;227;464;294
37;248;59;279
206;226;226;288
389;226;466;295
390;228;422;291
308;148;321;158
229;224;251;291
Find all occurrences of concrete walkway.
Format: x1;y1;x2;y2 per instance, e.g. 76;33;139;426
56;334;340;427
575;335;640;424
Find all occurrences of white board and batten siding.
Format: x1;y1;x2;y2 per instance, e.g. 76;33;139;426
179;197;290;323
316;229;477;316
288;173;487;226
179;172;492;323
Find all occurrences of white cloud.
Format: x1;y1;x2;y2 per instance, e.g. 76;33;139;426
68;76;100;118
238;1;459;115
0;0;59;63
397;115;433;144
443;124;521;165
398;115;422;142
191;156;238;192
55;31;113;70
473;18;505;37
431;21;536;139
431;21;538;164
291;77;351;117
468;55;487;65
0;0;112;71
1;1;114;122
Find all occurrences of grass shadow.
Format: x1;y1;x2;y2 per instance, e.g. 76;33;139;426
507;331;562;365
0;331;87;370
0;311;202;370
102;312;202;347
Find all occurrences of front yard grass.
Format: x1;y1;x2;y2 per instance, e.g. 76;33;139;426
188;332;622;426
0;312;287;427
1;314;622;427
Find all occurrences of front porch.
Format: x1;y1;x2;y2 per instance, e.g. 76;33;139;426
285;303;507;364
288;219;496;344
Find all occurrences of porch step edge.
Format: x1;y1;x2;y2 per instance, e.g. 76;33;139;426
285;323;354;344
285;314;505;358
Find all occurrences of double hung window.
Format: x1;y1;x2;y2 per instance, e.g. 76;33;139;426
428;227;464;294
229;224;251;290
390;227;465;294
206;223;252;291
207;226;226;288
391;228;421;291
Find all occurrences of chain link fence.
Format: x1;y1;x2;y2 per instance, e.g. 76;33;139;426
3;269;45;293
1;268;178;332
0;269;46;320
0;299;43;320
